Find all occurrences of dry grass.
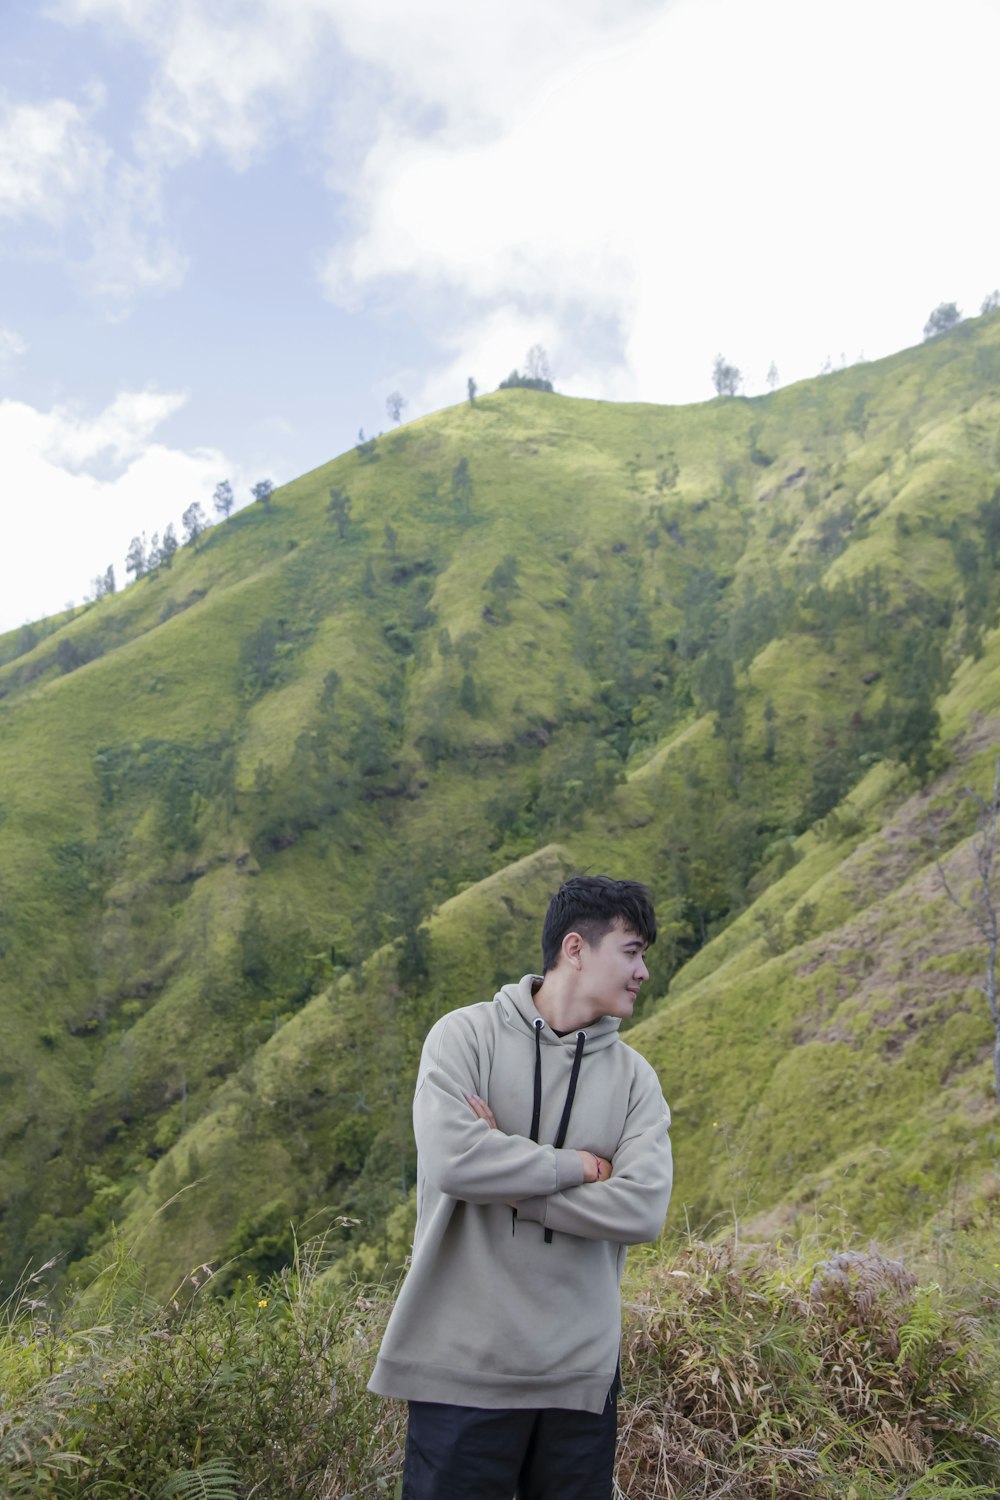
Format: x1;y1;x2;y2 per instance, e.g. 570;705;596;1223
1;1237;997;1498
614;1242;1000;1499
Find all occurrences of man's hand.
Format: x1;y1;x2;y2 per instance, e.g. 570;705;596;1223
578;1151;614;1183
464;1093;497;1129
464;1095;612;1184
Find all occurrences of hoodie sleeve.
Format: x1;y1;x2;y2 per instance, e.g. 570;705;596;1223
513;1060;672;1244
413;1012;586;1204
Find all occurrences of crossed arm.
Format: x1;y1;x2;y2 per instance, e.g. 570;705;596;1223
465;1091;612;1183
413;1015;672;1244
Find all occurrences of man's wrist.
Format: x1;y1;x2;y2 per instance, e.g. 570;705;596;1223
576;1149;601;1183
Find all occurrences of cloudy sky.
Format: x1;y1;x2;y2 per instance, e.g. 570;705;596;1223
2;0;999;631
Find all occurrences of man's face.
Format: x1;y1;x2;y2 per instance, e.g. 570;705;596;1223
578;920;649;1018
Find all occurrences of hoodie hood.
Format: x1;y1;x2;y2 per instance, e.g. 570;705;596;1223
494;974;622;1052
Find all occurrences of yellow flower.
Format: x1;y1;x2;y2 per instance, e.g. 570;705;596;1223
257;1298;269;1307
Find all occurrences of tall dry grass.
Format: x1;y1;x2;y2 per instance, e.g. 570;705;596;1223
1;1235;997;1498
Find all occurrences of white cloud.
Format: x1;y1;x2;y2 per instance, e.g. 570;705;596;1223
56;0;658;167
319;0;1000;404
81;160;188;314
0;326;28;368
40;389;189;470
0;88;185;312
0;391;244;631
0;94;108;223
46;0;1000;398
44;0;655;322
56;0;338;168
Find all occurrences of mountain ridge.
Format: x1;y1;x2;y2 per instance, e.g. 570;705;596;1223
2;312;999;1290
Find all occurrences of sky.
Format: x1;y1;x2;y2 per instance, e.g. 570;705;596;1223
2;0;999;632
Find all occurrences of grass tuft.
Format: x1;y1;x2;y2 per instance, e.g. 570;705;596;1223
1;1233;996;1498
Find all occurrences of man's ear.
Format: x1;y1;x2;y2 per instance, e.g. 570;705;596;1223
561;930;585;969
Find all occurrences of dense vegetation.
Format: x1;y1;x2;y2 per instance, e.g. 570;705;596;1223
1;309;999;1307
2;1235;997;1498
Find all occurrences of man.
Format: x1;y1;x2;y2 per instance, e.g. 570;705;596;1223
369;875;673;1500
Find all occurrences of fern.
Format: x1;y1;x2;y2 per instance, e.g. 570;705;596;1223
898;1284;946;1366
152;1457;240;1500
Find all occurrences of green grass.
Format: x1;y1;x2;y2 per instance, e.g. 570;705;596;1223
2;1232;997;1498
2;312;1000;1292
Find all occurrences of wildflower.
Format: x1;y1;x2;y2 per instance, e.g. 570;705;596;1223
258;1298;269;1307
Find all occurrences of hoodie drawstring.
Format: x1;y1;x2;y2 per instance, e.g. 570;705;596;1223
544;1030;586;1244
529;1018;544;1142
513;1019;547;1236
513;1020;587;1245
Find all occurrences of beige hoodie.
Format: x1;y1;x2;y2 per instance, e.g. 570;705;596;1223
368;975;672;1413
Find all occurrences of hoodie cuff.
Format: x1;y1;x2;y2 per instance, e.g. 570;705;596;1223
554;1148;586;1190
514;1195;548;1224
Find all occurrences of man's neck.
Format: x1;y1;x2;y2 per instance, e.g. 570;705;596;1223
532;973;600;1034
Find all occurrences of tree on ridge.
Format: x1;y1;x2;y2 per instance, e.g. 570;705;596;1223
214;479;234;519
182;501;207;544
923;302;961;340
327;486;351;539
712;354;742;397
125;534;147;582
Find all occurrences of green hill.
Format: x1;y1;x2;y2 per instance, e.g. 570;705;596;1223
2;312;1000;1292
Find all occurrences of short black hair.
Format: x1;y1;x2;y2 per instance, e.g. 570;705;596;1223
541;875;656;973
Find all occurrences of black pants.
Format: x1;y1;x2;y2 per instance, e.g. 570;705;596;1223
402;1385;617;1500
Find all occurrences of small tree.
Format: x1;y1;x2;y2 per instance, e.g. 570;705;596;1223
327;486;351;539
525;344;551;384
981;290;1000;316
251;479;274;511
147;532;162;570
467;376;477;405
125;534;147;582
213;479;234;519
498;369;554;393
891;691;940;782
181;501;207;545
451;456;472;519
923;302;961;340
160;524;178;569
935;758;1000;1104
763;698;777;764
712;354;742;397
386;391;407;425
355;428;378;463
766;362;780;391
92;563;116;600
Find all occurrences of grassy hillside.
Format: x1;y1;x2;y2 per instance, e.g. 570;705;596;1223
2;312;1000;1291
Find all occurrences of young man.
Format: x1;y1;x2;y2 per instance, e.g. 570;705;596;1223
369;875;673;1500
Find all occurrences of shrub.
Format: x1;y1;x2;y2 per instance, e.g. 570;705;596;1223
1;1239;996;1498
618;1242;1000;1498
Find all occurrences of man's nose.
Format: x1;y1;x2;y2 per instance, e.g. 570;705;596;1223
637;956;649;981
